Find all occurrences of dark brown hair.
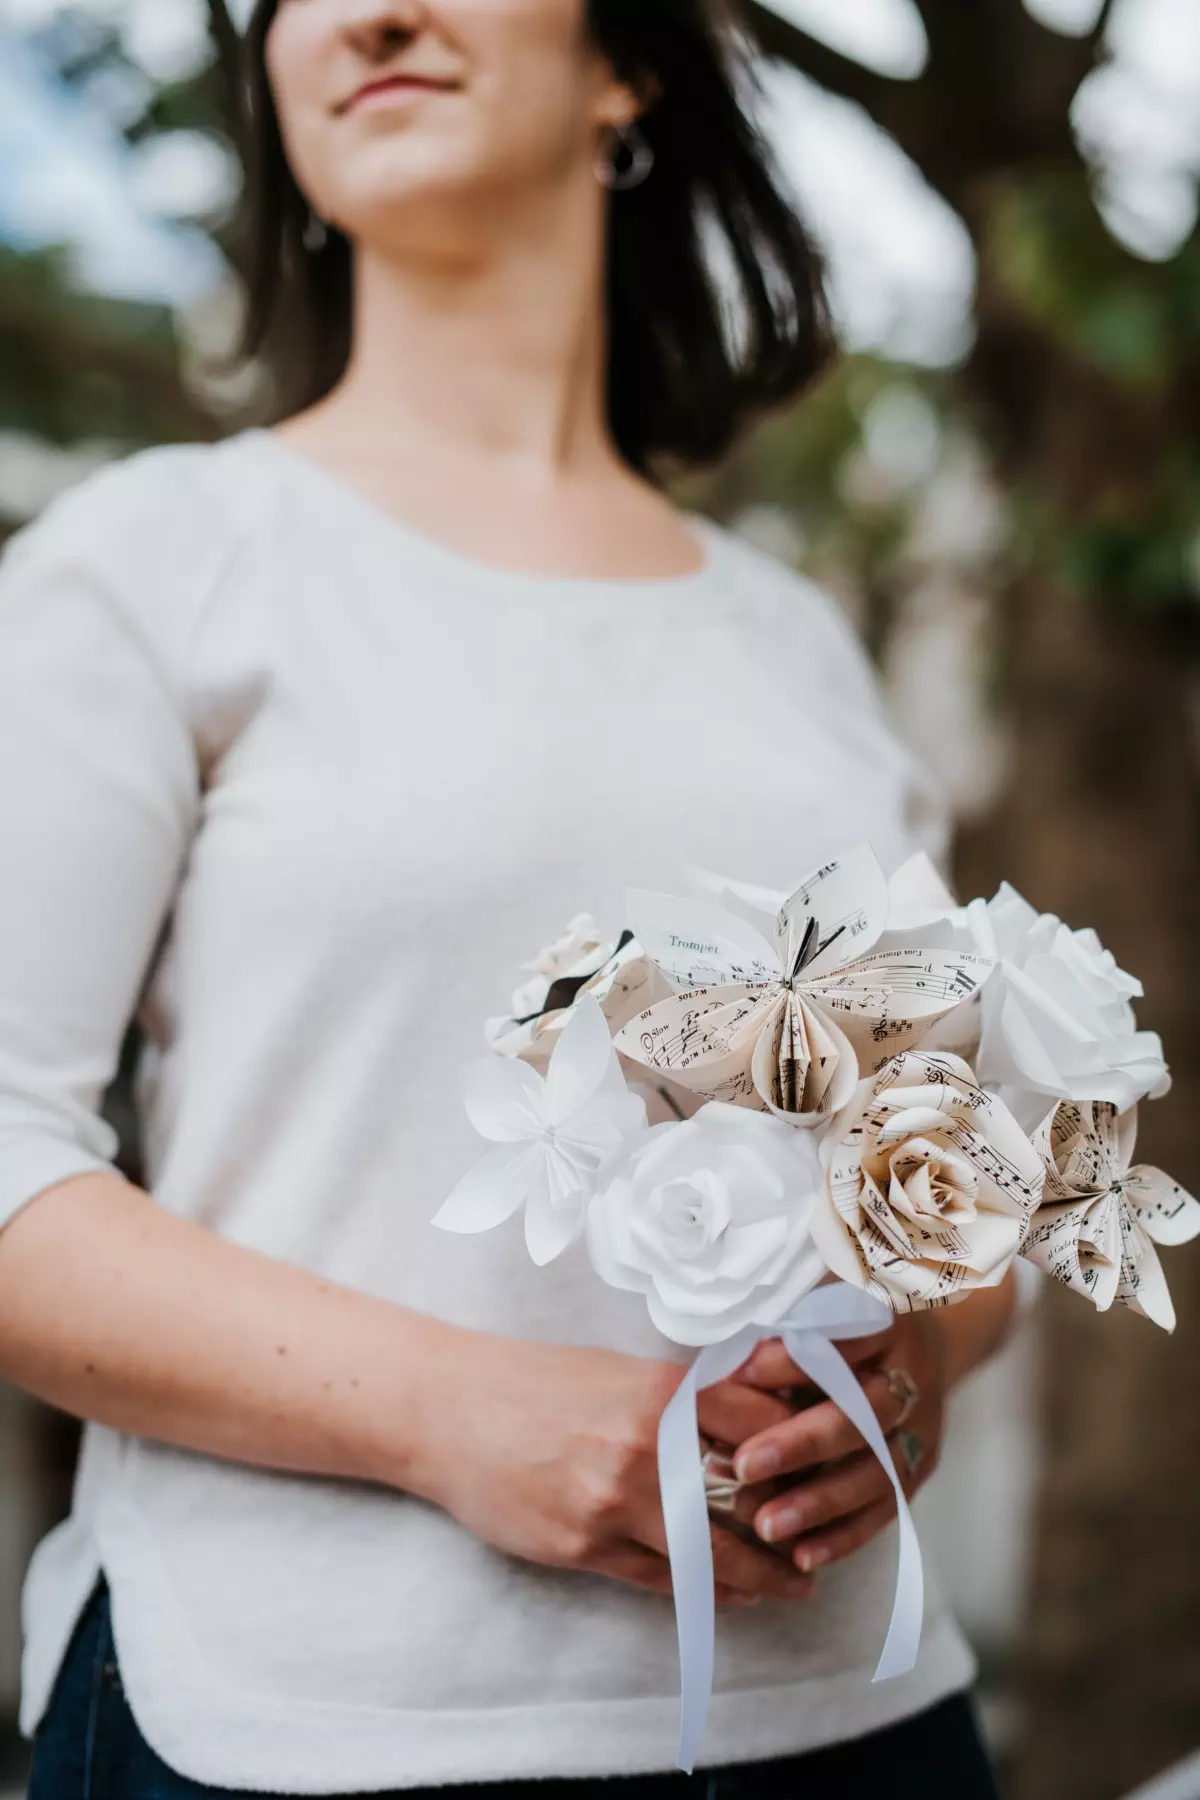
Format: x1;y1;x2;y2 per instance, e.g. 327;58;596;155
231;0;832;477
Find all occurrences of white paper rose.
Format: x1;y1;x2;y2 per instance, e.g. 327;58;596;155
585;1103;826;1346
435;998;647;1266
815;1051;1044;1311
1023;1099;1200;1332
970;884;1169;1126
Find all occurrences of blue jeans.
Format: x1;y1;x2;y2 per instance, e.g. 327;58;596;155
29;1580;1002;1799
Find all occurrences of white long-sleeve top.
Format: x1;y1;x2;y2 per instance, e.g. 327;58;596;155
0;432;974;1794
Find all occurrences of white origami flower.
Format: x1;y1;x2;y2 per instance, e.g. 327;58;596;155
1023;1100;1200;1332
586;1103;826;1345
435;999;647;1266
816;1051;1044;1311
970;884;1169;1127
616;844;993;1125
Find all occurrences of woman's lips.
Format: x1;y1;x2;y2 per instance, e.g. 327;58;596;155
342;75;458;114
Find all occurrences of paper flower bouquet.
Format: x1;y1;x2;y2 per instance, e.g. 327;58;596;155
434;845;1198;1768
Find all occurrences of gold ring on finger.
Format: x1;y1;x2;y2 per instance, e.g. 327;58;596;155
887;1366;920;1426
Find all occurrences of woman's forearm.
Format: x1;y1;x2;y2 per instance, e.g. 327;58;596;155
934;1269;1019;1390
0;1172;460;1497
0;1172;816;1608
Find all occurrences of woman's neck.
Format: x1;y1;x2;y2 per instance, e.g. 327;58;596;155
270;181;704;581
301;182;618;487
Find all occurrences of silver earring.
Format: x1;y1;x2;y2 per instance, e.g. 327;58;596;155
596;120;654;193
302;208;329;253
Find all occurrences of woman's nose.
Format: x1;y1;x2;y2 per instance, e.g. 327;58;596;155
341;0;429;64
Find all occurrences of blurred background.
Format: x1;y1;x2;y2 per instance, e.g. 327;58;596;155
0;0;1198;1795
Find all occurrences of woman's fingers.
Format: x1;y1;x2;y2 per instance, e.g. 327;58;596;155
626;1466;816;1602
789;1494;899;1572
697;1377;793;1446
710;1524;815;1601
732;1364;914;1482
729;1478;787;1535
593;1545;802;1611
735;1330;894;1394
715;1585;767;1610
751;1447;893;1547
595;1545;675;1597
628;1493;814;1601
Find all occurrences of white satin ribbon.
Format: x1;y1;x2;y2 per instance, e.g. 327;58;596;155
657;1282;925;1773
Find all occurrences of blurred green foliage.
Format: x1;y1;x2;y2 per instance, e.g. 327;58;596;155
0;7;227;542
0;244;210;449
735;0;1200;628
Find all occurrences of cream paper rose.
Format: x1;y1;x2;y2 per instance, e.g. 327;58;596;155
815;1051;1044;1310
1023;1099;1200;1332
585;1103;826;1346
970;885;1169;1126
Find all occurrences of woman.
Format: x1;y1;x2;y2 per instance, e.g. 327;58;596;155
0;3;1011;1795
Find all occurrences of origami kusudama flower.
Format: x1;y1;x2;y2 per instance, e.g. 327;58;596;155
616;845;993;1126
692;850;962;945
694;852;989;1064
969;884;1169;1128
507;913;615;1024
877;853;964;938
815;1051;1044;1311
586;1103;826;1346
1022;1100;1200;1332
485;915;672;1071
434;999;647;1266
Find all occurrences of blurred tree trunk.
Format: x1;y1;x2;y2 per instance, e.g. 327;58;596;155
958;247;1200;1800
959;572;1200;1799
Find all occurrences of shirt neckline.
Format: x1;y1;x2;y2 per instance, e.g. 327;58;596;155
238;427;729;602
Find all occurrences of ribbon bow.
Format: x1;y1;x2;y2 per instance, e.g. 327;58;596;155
657;1281;924;1773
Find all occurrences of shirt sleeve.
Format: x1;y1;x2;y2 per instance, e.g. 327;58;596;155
0;461;202;1229
771;560;955;876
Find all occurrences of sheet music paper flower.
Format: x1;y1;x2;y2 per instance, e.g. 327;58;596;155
586;1103;826;1345
870;856;996;1062
693;852;989;1056
485;916;672;1071
690;850;959;944
615;845;993;1125
434;998;648;1266
878;854;964;937
970;885;1169;1127
1022;1100;1200;1332
815;1051;1044;1310
506;913;614;1025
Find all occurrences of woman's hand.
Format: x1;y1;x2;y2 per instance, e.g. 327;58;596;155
729;1277;1019;1574
728;1314;946;1572
419;1333;819;1608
